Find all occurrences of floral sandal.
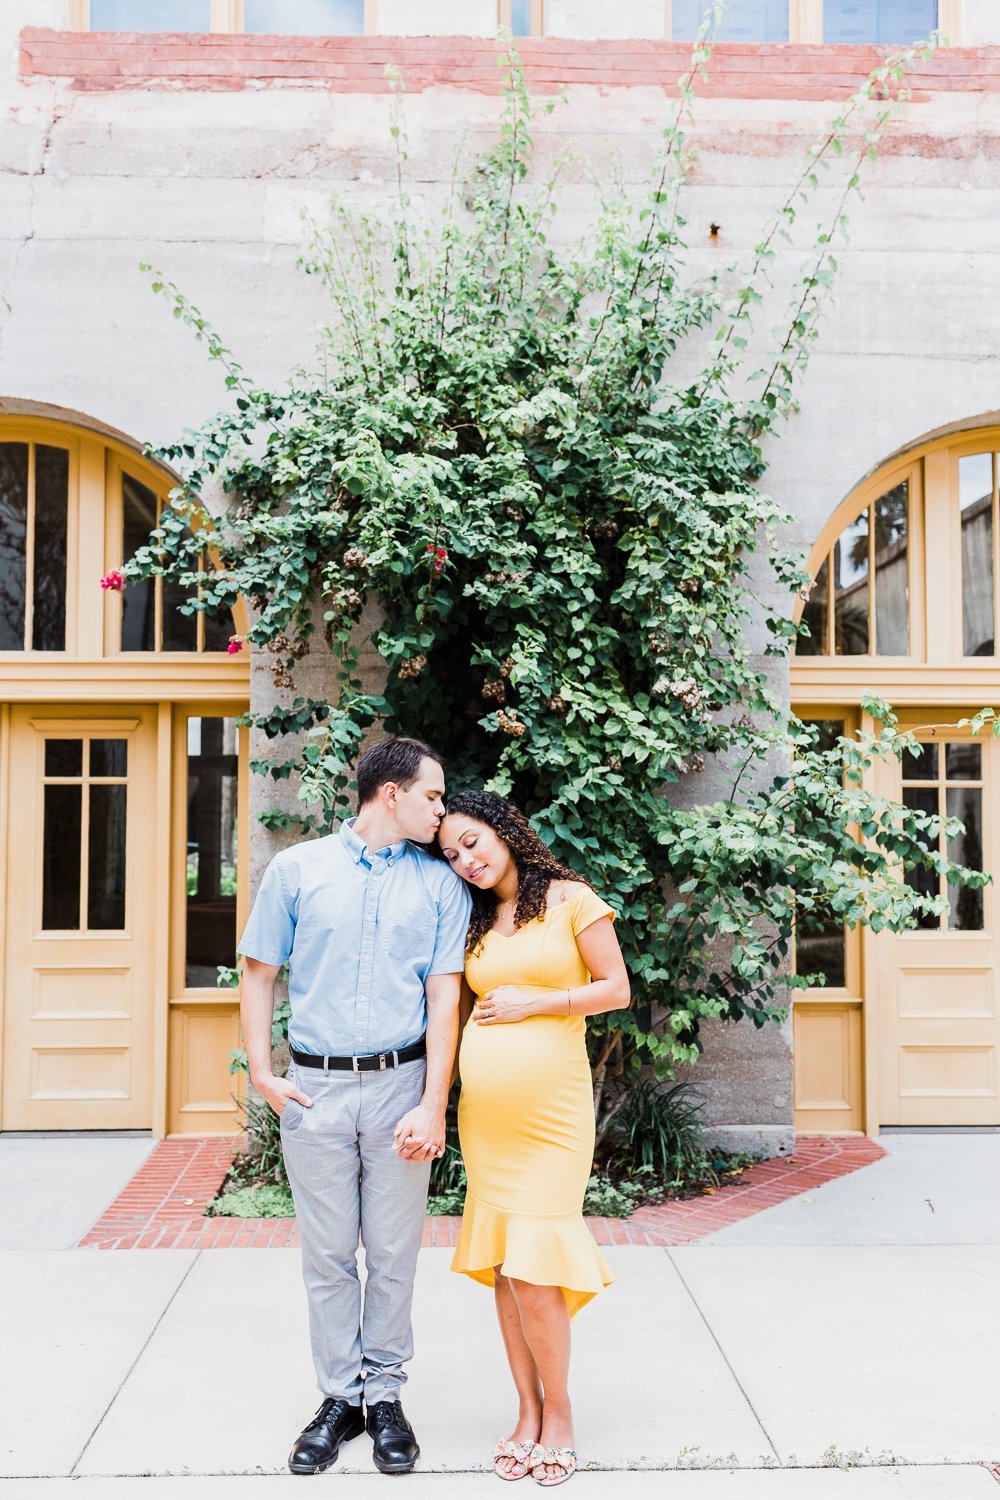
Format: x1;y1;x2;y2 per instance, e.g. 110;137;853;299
492;1437;537;1481
528;1446;578;1487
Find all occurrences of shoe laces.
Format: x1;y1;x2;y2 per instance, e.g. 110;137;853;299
315;1397;353;1426
368;1400;402;1430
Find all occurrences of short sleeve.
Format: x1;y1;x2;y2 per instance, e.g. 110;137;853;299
570;885;616;937
237;856;296;967
428;870;473;975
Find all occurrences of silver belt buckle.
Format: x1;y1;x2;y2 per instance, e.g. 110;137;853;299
352;1054;362;1072
378;1052;388;1070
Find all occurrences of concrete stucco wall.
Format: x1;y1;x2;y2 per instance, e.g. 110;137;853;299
4;3;1000;1140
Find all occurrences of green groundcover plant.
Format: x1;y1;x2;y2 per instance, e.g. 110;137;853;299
129;28;989;1145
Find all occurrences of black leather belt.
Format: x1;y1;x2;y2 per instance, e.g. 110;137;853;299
290;1039;426;1073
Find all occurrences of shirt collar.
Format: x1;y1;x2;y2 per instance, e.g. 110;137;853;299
340;817;408;869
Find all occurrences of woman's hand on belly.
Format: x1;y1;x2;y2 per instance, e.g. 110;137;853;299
474;984;565;1025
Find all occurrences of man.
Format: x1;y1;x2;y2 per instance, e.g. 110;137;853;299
238;737;471;1476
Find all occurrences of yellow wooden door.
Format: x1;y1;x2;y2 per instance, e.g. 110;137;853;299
875;717;1000;1125
2;705;158;1130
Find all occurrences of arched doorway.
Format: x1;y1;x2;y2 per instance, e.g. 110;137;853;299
792;426;1000;1132
0;415;250;1135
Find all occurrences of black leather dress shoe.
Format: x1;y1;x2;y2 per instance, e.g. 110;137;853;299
288;1397;365;1474
366;1399;420;1474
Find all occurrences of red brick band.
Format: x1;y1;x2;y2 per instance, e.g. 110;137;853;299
20;30;1000;99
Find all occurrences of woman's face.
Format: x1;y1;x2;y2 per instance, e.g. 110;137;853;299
438;814;514;892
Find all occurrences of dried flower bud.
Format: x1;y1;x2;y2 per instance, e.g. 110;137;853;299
482;678;507;703
496;709;526;738
342;546;369;572
398;653;427;682
499;656;515;680
593;519;619;541
547;694;567;716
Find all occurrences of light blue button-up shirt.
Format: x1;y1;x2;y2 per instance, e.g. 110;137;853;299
237;820;472;1057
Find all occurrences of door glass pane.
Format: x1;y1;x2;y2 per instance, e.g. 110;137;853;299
45;738;83;777
90;739;128;777
510;0;533;34
186;717;239;986
32;445;69;652
902;784;941;928
797;555;829;655
945;743;981;781
42;784;82;929
0;441;28;651
795;922;847;987
823;1;937;44
795;719;847;986
673;0;789;41
874;481;908;655
245;0;364;33
90;0;212;28
120;473;158;651
960;452;994;657
946;786;984;931
88;785;128;930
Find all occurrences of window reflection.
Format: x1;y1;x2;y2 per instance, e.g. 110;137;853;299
823;0;938;46
674;0;789;41
90;0;211;28
903;742;986;932
874;482;909;655
798;556;829;656
0;443;29;651
510;0;534;35
186;717;239;987
959;452;994;657
245;0;364;33
40;734;129;931
834;511;869;654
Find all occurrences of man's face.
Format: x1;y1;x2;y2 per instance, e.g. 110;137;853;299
391;756;446;844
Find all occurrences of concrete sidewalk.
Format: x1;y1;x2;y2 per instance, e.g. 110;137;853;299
2;1245;997;1485
2;1133;998;1497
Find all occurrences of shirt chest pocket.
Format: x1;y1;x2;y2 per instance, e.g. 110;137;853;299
382;904;434;965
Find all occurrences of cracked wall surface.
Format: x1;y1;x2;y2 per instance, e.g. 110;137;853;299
3;3;1000;1137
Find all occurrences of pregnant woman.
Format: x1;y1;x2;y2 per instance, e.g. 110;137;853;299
437;791;630;1487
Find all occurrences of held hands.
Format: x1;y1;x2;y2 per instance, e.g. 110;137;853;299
474;985;559;1025
253;1071;313;1117
393;1102;447;1162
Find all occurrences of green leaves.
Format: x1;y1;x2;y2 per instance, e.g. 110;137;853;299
132;37;965;1119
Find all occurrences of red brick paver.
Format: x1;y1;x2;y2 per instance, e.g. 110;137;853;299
79;1134;884;1250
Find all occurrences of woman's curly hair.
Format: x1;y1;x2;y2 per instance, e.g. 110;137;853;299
441;789;587;955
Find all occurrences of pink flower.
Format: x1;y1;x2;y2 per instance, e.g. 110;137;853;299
227;635;244;655
100;569;125;592
425;543;435;554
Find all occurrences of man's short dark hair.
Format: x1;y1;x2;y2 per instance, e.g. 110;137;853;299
356;737;444;807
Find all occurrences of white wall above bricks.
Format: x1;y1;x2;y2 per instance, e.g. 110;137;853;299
377;0;498;37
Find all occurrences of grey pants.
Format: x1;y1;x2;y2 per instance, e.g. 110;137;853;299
280;1056;431;1406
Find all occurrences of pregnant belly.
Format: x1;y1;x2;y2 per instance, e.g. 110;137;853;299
458;1015;595;1214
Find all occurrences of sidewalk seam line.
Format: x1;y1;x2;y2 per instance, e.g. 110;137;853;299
68;1249;202;1477
665;1248;782;1465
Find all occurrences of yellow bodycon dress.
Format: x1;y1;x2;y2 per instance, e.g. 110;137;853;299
450;884;615;1318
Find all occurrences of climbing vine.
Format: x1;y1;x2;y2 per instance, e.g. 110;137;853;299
127;31;984;1133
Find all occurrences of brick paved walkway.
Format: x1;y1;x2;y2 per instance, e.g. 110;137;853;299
79;1134;884;1250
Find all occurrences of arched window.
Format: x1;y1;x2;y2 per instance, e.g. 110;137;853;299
0;418;238;657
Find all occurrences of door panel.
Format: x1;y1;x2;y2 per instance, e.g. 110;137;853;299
2;705;157;1129
876;718;1000;1125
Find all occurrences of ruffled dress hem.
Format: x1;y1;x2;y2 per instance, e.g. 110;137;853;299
450;1193;614;1319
